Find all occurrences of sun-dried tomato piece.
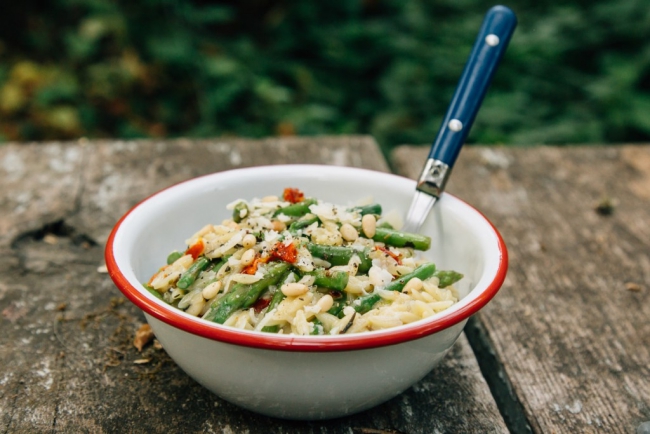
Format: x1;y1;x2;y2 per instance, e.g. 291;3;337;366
270;241;298;263
185;238;205;259
242;255;268;275
283;187;305;204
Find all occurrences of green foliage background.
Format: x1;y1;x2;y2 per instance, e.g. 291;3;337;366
1;0;649;151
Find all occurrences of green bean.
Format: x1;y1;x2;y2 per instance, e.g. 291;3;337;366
209;262;291;324
328;291;347;317
377;221;394;229
210;257;228;273
183;257;229;292
304;268;349;292
260;291;285;333
354;263;437;314
353;293;380;315
306;243;372;273
143;284;164;300
371;227;431;251
176;257;211;289
288;214;320;233
385;263;436;291
232;201;248;223
350;203;382;216
268;286;288;313
260;272;296;333
434;270;464;288
273;198;317;217
166;251;183;265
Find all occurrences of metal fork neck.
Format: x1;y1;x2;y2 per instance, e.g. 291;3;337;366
416;158;451;198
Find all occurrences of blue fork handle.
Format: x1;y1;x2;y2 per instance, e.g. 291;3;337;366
428;5;517;165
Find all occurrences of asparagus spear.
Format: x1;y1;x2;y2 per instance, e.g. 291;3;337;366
371;227;431;251
177;257;211;289
306;243;372;273
354;263;437;314
209;262;291;324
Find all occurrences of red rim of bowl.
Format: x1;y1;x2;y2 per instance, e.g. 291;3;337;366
105;172;508;352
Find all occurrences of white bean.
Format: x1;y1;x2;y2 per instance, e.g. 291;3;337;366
242;234;257;249
339;223;358;241
316;294;334;312
240;248;256;266
281;282;309;297
362;214;376;238
202;281;222;300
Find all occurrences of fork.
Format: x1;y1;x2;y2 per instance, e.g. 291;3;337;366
402;5;517;233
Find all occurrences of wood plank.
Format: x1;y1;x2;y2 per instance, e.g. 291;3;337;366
0;142;83;245
392;144;650;433
0;137;507;433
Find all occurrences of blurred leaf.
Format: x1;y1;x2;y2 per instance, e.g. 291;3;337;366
629;96;650;134
146;31;196;66
45;106;81;132
35;74;80;107
253;78;291;105
0;83;27;114
0;0;649;146
203;56;241;78
181;5;234;25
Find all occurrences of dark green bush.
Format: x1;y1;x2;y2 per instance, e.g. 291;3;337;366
0;0;649;150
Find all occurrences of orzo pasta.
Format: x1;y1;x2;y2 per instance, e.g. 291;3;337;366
144;188;463;335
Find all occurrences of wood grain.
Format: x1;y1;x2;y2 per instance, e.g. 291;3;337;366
0;137;507;433
392;144;650;433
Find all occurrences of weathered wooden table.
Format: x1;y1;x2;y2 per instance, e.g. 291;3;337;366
1;136;648;433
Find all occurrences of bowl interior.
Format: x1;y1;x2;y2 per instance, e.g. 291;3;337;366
108;165;506;350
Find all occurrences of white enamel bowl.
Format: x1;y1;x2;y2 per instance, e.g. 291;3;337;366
105;165;507;420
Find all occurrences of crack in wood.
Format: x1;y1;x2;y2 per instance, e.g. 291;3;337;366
465;316;533;434
10;219;97;249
